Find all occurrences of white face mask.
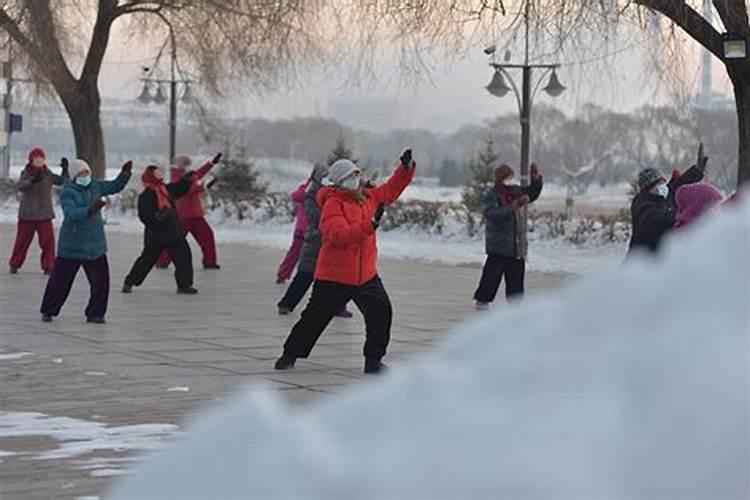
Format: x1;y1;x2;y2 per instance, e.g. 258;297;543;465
76;176;92;187
339;175;360;191
656;184;669;199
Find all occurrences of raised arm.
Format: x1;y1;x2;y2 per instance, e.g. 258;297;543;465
320;198;375;245
167;176;192;199
99;172;131;196
522;175;543;203
368;163;415;206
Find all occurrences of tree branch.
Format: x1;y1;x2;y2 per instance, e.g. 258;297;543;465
712;0;748;35
635;0;724;59
80;0;118;85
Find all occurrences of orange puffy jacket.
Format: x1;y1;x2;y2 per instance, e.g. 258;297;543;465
315;163;415;286
170;160;214;219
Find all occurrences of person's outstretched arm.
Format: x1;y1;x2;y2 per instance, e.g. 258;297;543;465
368;149;416;206
99;161;133;195
522;163;543;203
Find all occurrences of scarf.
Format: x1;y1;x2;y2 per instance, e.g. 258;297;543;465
495;181;524;206
141;170;172;211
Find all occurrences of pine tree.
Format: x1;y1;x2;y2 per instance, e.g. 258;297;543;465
328;134;357;165
462;137;499;214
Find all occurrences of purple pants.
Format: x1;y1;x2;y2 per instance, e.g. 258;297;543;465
41;255;110;319
276;231;305;281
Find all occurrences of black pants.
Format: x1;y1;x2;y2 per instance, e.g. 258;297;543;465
283;276;392;360
40;255;110;319
473;254;525;303
277;271;348;314
125;237;193;289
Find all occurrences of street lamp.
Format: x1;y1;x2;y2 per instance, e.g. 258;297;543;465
723;33;748;60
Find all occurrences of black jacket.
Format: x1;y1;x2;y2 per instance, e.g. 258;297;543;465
137;178;191;246
628;165;704;253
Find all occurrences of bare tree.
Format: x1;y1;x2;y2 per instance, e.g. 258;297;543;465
0;1;320;176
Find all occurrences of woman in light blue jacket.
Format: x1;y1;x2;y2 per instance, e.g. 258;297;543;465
40;159;132;323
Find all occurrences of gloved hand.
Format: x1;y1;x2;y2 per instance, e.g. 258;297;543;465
88;199;107;217
400;149;414;171
530;163;541;179
212;152;223;165
60;157;69;178
512;195;530;209
121;160;133;176
696;143;708;172
206;178;217;190
372;203;385;230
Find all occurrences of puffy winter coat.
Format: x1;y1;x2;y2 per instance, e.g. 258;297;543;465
57;172;131;261
297;183;323;274
315;163;415;286
138;178;192;246
292;181;310;234
629;165;704;253
170;161;214;219
483;177;543;259
16;165;66;220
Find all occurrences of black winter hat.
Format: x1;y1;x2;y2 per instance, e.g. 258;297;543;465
638;168;666;192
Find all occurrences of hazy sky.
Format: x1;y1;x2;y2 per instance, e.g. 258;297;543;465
99;14;733;134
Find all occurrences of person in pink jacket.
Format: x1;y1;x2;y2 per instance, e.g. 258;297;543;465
276;180;310;283
674;182;724;229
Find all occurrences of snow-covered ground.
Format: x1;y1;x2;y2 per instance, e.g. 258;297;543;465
112;194;750;500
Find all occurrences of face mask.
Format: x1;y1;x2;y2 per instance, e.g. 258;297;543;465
339;175;360;191
76;176;92;187
656;184;669;199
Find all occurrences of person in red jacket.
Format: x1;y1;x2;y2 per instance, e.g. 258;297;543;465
156;154;222;270
274;149;416;375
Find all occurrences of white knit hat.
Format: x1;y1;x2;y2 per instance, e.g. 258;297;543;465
324;159;359;186
72;159;91;178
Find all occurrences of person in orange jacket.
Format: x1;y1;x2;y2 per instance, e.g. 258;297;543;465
156;154;222;270
274;149;416;374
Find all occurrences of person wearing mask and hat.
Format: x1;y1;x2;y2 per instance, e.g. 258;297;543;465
40;159;132;323
155;153;223;270
274;150;416;375
122;165;199;295
9;147;69;274
277;163;352;318
473;162;544;310
628;144;708;254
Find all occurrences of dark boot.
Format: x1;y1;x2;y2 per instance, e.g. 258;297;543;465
203;263;221;270
274;354;296;370
364;358;388;375
177;286;198;295
87;317;106;324
122;282;133;294
278;306;292;316
41;314;53;322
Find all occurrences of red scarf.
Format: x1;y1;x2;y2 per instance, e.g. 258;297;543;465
141;170;171;211
495;181;524;206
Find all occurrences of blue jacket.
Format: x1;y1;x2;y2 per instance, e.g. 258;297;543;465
58;173;131;260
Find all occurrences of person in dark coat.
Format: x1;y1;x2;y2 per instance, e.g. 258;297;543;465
122;165;197;294
628;146;707;254
473;163;543;310
9;147;68;274
277;163;352;318
40;159;132;323
274;150;416;375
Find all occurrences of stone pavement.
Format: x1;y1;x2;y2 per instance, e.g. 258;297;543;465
0;222;566;499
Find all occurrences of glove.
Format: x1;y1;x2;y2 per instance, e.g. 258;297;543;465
400;149;413;171
696;143;708;172
206;178;217;190
121;160;133;176
212;152;223;165
513;195;530;209
87;199;106;217
60;157;69;177
372;203;385;230
530;163;541;179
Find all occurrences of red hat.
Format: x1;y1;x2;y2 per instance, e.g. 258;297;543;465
28;147;46;162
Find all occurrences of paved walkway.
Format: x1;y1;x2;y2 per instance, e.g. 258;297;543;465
0;222;566;498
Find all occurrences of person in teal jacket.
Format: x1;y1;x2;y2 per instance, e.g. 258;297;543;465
40;159;132;323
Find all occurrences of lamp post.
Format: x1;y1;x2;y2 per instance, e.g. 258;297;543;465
137;31;192;163
484;0;566;255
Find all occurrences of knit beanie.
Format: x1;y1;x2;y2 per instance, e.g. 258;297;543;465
72;159;91;178
325;159;359;186
28;147;45;163
637;168;666;192
675;182;724;228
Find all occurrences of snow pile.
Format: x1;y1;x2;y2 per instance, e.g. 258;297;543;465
112;200;750;499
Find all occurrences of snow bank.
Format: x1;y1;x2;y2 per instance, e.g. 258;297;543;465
112;200;750;499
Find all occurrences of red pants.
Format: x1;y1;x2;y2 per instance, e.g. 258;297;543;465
157;216;217;267
276;231;305;281
9;219;56;271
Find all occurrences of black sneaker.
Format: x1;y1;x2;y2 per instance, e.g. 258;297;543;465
274;355;296;370
87;317;106;324
177;286;198;295
334;309;354;318
277;305;292;316
9;267;18;274
122;282;133;293
364;359;388;374
41;314;53;323
203;263;221;270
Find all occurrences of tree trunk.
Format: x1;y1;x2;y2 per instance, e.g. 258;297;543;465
732;76;750;188
59;84;107;179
